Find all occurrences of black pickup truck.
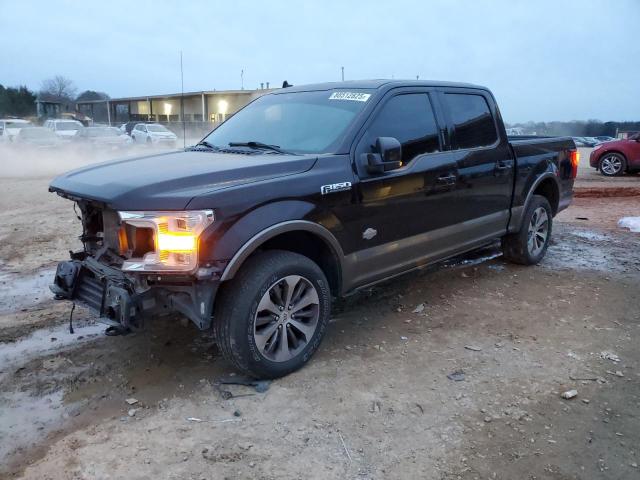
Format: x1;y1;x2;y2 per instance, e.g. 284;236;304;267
49;80;578;378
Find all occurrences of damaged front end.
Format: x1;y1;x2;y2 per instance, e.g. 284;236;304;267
50;199;221;332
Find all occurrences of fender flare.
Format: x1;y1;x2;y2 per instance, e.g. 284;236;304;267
219;220;346;282
508;172;560;232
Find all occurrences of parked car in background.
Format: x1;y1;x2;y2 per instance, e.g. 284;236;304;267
595;136;615;143
13;126;64;148
131;123;177;146
0;118;32;142
44;119;84;139
120;121;140;136
589;132;640;176
73;126;131;150
572;136;598;147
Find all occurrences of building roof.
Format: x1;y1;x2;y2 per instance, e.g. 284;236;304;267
109;89;272;103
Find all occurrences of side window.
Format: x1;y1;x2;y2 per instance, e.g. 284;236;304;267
362;93;440;163
444;93;498;149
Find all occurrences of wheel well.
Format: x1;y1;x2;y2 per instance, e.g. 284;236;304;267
533;178;559;215
253;231;342;296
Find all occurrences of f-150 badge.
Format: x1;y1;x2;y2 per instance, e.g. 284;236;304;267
321;182;352;195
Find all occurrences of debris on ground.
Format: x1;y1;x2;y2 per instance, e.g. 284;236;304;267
214;374;272;397
600;351;621;363
561;389;578;400
412;303;425;314
464;345;482;352
125;398;139;405
618;217;640;233
127;409;137;417
447;370;465;382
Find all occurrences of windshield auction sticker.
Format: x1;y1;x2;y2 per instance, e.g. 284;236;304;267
329;92;371;102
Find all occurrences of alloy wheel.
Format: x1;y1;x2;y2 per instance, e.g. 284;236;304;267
600;155;622;175
253;275;320;362
527;207;549;257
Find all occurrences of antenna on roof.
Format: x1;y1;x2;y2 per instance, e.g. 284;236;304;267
180;51;185;149
341;66;344;81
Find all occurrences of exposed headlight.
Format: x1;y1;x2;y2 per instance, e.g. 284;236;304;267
118;210;214;272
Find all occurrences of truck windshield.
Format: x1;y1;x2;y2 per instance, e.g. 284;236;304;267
202;89;373;154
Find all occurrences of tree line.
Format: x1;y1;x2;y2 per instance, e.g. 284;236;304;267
0;75;109;118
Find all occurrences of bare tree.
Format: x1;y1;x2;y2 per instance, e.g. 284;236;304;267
40;75;78;101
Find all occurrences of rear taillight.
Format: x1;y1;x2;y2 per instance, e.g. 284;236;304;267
568;149;580;179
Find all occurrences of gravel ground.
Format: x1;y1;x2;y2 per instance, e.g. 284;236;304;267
0;148;638;479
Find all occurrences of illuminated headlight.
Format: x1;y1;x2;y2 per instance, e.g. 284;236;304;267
118;210;214;272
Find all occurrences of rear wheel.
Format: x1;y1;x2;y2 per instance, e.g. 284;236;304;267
213;250;331;379
599;153;626;176
502;195;552;265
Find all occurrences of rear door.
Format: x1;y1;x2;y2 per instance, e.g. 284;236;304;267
437;89;514;237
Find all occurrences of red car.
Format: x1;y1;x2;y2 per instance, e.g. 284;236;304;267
589;133;640;176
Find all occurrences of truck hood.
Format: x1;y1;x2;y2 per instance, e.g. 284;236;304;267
50;150;317;210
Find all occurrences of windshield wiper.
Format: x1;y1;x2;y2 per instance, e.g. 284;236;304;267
194;140;219;150
228;141;290;154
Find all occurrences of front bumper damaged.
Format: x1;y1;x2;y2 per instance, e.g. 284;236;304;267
50;251;219;331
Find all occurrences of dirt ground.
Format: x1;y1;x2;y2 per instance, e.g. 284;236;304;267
0;147;639;479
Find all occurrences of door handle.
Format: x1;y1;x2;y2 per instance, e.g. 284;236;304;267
495;161;511;170
437;174;457;185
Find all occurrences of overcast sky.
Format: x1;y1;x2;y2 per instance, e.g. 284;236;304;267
1;0;639;123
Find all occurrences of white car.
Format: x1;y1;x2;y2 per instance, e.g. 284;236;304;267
131;123;177;146
43;119;84;138
0;118;32;142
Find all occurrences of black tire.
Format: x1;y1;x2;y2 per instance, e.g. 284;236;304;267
598;153;626;177
502;195;553;265
213;250;331;379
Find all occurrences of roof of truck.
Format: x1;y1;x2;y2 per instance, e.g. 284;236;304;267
276;79;488;93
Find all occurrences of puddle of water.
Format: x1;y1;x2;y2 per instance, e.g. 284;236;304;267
0;321;107;472
0;267;56;314
568;230;609;242
0;322;105;375
0;389;65;465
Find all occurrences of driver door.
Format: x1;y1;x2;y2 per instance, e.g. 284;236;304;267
345;89;463;288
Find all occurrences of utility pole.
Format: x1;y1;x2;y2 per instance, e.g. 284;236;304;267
341;66;344;81
241;69;244;90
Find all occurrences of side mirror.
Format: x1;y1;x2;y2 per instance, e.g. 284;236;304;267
363;137;403;174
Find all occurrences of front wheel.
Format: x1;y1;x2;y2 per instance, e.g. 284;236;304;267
213;250;331;379
502;195;553;265
599;153;626;176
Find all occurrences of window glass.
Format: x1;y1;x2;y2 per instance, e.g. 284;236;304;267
444;93;497;149
203;89;370;154
362;93;440;163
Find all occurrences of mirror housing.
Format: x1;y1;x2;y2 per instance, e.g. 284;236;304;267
364;137;403;174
